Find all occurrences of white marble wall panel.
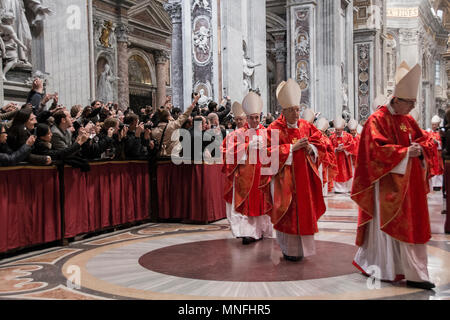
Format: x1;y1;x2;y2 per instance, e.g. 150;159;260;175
221;0;267;113
42;0;92;108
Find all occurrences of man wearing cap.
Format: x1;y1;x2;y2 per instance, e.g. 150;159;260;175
330;117;356;194
427;115;444;191
260;79;326;262
223;93;273;245
316;117;338;197
352;61;436;290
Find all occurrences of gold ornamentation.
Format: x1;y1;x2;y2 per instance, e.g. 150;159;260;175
400;123;408;133
99;21;113;48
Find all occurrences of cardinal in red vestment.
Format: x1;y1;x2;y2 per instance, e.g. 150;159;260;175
316;117;338;197
260;79;326;262
330;117;356;193
222;95;273;245
427;115;444;190
347;119;360;168
351;61;436;290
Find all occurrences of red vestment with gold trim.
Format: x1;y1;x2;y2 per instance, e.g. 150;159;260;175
260;116;326;235
222;124;266;217
351;106;433;246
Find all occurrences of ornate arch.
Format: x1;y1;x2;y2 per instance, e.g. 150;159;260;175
127;48;157;85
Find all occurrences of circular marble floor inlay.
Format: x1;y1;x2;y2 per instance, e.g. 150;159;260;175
139;239;358;282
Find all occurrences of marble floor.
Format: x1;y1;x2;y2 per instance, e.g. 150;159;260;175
0;191;449;300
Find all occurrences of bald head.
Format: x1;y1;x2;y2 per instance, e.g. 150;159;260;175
207;113;219;128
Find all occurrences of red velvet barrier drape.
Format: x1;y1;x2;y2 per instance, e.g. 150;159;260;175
0;166;61;253
63;161;151;238
156;162;226;223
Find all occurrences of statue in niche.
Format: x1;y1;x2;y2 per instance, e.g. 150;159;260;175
242;40;261;93
243;55;261;93
193;26;211;54
192;0;211;12
97;63;119;103
0;0;52;67
0;11;28;81
341;83;352;122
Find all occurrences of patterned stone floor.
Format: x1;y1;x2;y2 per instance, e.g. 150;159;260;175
0;191;449;300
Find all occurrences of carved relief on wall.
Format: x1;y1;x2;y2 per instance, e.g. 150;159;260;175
191;0;214;100
357;43;371;121
295;31;309;56
296;60;309;90
295;9;309;21
192;0;211;12
192;17;212;65
293;7;311;108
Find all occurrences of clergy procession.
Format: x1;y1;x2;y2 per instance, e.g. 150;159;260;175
222;61;445;291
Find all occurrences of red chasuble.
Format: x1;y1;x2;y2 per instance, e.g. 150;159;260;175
428;131;444;177
260;115;326;235
222;124;266;217
351;134;361;166
319;132;338;187
351;106;433;246
330;132;355;182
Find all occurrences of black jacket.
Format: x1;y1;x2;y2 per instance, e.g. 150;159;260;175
124;131;149;159
0;143;32;166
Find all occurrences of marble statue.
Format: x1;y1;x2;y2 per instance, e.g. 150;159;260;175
341;83;351;122
0;0;52;65
97;63;118;103
0;11;27;81
342;83;348;109
197;88;212;107
243;55;261;93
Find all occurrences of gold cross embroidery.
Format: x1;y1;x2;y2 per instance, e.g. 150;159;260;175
400;123;408;133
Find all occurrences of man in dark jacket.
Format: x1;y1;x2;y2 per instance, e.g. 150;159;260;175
123;114;154;159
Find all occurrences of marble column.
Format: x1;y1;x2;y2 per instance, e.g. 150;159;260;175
274;31;287;87
116;23;130;111
164;1;184;110
155;51;169;108
0;57;4;107
444;43;450;101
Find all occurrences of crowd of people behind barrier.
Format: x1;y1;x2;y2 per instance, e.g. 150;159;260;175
2;77;449;170
0;79;284;168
